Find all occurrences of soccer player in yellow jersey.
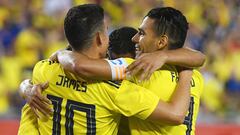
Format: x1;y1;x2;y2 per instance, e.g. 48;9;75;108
41;7;204;135
128;7;204;135
18;4;194;135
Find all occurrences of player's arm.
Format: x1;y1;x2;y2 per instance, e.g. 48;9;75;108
50;48;204;81
159;47;205;67
116;69;192;125
147;69;192;125
19;79;52;117
50;50;113;80
126;47;206;80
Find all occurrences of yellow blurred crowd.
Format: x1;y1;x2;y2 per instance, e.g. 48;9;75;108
0;0;240;123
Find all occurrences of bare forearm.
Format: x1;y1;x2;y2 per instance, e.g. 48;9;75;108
167;70;192;120
58;51;112;80
164;47;206;67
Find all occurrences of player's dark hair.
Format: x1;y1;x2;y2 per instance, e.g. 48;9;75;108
146;7;188;49
64;4;104;51
108;27;137;58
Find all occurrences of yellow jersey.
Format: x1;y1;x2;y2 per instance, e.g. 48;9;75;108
18;60;160;135
108;58;204;135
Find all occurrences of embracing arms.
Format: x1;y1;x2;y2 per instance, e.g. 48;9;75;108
51;47;204;80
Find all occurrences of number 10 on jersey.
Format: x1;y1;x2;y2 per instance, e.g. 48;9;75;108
47;95;96;135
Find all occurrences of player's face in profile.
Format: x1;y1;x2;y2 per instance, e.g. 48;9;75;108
132;17;160;53
99;19;109;58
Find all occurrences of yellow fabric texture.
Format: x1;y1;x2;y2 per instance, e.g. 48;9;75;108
122;58;204;135
18;60;159;135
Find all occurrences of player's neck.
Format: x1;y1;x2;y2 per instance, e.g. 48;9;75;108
77;48;100;59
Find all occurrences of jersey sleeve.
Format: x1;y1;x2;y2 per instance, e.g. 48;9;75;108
18;104;39;135
105;58;134;80
113;80;159;120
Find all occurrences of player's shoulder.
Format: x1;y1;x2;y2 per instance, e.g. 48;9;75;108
85;80;121;91
193;69;202;77
34;59;60;70
33;59;62;78
150;64;177;78
103;80;121;89
192;69;204;84
161;64;177;72
122;57;135;65
193;69;204;85
35;59;59;66
99;80;137;92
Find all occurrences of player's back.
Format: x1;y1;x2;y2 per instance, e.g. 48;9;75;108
20;59;160;135
159;69;203;135
32;60;123;135
129;65;204;135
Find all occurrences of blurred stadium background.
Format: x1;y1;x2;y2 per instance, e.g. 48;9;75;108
0;0;240;134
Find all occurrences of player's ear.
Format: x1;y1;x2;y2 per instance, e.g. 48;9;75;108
96;30;107;47
96;31;102;47
157;35;168;49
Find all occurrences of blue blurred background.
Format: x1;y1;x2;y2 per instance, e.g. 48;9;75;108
0;0;240;134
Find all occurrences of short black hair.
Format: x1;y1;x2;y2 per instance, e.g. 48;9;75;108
146;7;188;49
108;27;137;58
64;4;104;51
